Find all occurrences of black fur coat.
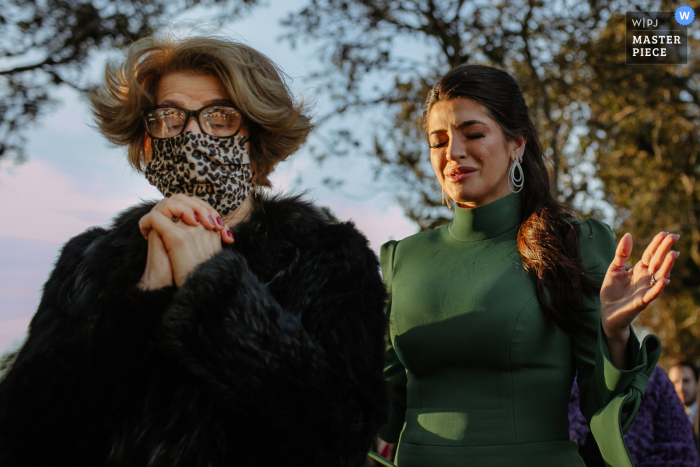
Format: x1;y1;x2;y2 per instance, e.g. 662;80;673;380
0;193;389;467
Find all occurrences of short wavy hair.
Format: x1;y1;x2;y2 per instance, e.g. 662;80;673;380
90;33;313;186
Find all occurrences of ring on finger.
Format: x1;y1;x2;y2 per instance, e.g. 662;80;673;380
650;273;657;287
172;216;181;223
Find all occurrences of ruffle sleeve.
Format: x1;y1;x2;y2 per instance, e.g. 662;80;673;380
571;218;661;467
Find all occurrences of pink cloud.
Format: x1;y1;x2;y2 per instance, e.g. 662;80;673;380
0;160;150;243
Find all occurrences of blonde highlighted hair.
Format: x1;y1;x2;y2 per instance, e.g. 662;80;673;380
90;33;313;186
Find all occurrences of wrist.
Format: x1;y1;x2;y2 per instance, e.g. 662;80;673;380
602;321;631;346
138;271;171;291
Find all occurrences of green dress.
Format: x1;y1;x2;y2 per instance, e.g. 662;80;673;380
379;193;660;467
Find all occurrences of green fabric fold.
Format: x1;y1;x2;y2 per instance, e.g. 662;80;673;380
589;333;660;467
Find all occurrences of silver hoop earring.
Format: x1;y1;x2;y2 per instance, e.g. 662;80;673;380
442;188;452;209
508;152;524;193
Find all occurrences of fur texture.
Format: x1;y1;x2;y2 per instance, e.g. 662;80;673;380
0;193;389;467
569;367;700;466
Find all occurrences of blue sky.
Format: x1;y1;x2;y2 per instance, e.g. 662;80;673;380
0;0;419;353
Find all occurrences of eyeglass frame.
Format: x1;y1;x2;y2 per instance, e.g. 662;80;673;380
141;103;244;139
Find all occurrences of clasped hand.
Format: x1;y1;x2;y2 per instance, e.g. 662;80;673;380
601;231;680;345
137;195;235;290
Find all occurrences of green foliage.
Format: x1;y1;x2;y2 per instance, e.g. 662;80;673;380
281;0;636;229
575;5;700;364
281;0;700;360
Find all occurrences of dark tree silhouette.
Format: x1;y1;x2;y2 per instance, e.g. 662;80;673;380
0;0;259;162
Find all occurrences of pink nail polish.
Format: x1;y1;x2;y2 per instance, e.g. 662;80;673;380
227;230;233;239
208;215;215;225
194;214;200;223
217;217;224;226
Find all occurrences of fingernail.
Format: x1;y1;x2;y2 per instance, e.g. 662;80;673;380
674;251;680;258
664;278;671;285
208;215;215;225
217;217;224;226
674;233;680;240
194;214;200;223
227;230;234;239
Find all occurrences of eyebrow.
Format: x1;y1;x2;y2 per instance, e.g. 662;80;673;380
429;120;488;137
158;97;234;107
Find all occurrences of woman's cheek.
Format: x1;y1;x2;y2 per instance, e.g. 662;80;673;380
431;151;445;173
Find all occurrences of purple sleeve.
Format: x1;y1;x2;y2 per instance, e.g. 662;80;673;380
624;366;700;467
569;375;591;446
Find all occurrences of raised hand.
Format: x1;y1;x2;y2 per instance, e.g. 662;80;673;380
600;231;680;364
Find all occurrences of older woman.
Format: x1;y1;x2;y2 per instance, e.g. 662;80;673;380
378;65;678;466
0;34;388;467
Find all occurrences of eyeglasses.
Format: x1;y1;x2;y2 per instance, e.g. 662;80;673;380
141;104;244;139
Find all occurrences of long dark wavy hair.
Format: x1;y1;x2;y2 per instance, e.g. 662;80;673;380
423;64;600;333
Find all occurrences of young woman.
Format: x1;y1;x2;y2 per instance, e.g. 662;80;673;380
378;64;678;466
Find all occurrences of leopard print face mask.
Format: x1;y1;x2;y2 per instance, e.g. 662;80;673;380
145;132;254;216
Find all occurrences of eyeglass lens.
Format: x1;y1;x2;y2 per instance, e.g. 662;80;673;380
145;106;242;138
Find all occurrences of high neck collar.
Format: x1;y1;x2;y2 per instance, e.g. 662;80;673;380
447;193;522;242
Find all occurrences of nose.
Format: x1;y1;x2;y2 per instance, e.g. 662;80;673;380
184;116;203;134
446;132;466;161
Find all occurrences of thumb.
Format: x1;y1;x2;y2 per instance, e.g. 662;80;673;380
609;233;632;271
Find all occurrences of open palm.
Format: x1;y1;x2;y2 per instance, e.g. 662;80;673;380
601;231;680;337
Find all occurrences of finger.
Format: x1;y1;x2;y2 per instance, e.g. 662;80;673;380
648;233;680;275
154;197;208;229
147;210;184;247
148;228;167;252
171;194;224;231
139;213;155;239
640;231;668;268
655;250;680;280
642;275;670;305
610;233;633;270
221;226;234;244
147;229;172;268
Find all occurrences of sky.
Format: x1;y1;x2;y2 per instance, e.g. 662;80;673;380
0;0;419;353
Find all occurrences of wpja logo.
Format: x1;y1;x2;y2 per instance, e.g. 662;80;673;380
631;17;661;28
675;5;695;26
625;8;691;65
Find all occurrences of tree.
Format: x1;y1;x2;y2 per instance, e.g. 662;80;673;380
575;3;700;366
281;0;635;229
0;0;259;163
281;0;700;360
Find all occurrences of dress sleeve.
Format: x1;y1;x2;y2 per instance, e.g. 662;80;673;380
572;218;661;467
377;240;408;444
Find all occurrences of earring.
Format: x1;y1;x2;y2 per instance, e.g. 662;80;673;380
508;151;524;193
442;188;452;209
